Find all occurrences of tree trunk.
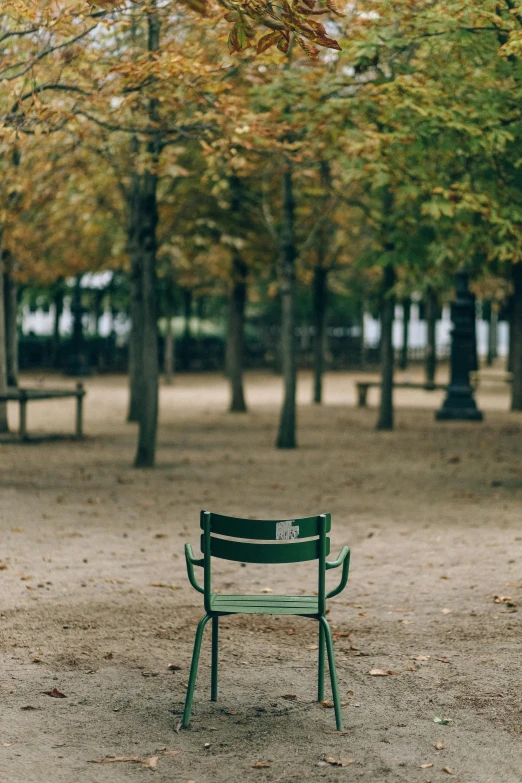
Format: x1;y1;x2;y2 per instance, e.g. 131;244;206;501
399;298;410;371
425;287;438;388
312;265;327;404
487;305;498;367
0;245;9;432
132;4;160;466
51;282;64;369
470;292;478;371
377;264;396;431
511;263;522;410
164;314;175;385
134;168;159;467
4;260;18;387
180;287;192;370
228;251;247;412
276;167;297;449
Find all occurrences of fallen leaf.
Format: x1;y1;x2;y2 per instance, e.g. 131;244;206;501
434;717;451;725
442;767;453;774
333;631;351;638
281;694;297;700
148;583;180;590
163;750;181;757
89;757;142;764
368;669;397;676
105;579;124;585
0;562;7;570
142;756;158;769
252;761;271;768
320;700;349;708
407;665;415;672
441;608;452;615
494;595;518;607
305;645;319;651
436;657;450;663
42;688;66;698
324;756;355;767
168;664;182;671
2;743;12;747
412;655;430;661
420;763;434;769
434;741;445;750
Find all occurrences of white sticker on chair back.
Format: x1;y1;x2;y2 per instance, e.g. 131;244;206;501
276;520;300;540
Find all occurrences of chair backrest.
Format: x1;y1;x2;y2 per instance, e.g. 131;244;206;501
200;510;331;564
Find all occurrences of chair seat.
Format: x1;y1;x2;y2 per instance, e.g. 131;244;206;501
210;594;319;615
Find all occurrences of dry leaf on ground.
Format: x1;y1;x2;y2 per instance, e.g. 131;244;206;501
437;657;450;663
148;583;180;590
281;694;297;700
368;669;397;676
89;757;142;764
324;756;355;767
168;664;182;671
420;763;434;769
441;608;452;615
305;645;319;650
163;750;181;757
443;767;453;774
142;756;158;769
494;595;518;607
42;688;66;698
434;741;445;750
412;655;430;661
320;700;349;708
252;761;271;768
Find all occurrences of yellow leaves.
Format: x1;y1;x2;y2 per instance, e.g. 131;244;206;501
256;31;282;55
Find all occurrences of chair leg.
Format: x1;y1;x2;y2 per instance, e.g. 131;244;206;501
211;616;218;702
182;614;211;727
318;620;325;702
320;616;343;731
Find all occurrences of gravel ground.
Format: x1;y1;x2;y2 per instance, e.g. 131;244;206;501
0;369;521;783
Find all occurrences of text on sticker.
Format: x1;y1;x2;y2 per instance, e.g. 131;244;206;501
276;521;300;540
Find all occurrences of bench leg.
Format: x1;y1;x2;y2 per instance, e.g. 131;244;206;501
211;616;218;702
76;384;84;438
19;398;27;440
183;614;211;727
357;386;368;407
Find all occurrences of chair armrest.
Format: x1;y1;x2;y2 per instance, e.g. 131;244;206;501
325;547;350;600
185;543;205;594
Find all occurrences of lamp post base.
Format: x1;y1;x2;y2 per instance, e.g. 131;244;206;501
435;386;483;421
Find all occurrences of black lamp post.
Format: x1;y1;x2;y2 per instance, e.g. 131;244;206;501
436;268;483;421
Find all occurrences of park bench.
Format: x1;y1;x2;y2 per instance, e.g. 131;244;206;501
470;371;512;389
0;383;85;441
355;380;447;407
183;511;350;731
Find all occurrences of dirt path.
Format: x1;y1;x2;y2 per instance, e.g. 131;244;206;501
0;370;521;783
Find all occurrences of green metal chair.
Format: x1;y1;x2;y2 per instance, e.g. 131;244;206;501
182;510;350;730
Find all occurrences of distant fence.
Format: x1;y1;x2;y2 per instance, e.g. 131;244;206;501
18;331;450;375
